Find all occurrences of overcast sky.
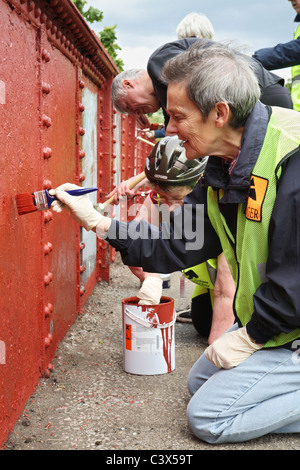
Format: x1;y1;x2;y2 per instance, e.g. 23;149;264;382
87;0;297;81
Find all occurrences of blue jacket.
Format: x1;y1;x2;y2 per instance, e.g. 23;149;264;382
253;14;300;70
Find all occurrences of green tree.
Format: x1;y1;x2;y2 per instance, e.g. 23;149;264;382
72;0;124;71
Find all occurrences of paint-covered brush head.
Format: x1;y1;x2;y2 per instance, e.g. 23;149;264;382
15;190;54;215
15;187;98;216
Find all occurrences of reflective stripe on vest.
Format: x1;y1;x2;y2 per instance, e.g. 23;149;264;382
291;24;300;111
207;107;300;348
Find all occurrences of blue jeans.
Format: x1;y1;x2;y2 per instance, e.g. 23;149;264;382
187;324;300;444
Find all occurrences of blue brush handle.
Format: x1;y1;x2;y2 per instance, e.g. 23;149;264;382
45;187;98;207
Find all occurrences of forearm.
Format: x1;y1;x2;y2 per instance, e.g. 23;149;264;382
253;38;300;70
104;217;221;274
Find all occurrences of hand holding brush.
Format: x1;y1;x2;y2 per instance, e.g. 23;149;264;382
51;183;111;232
15;187;98;216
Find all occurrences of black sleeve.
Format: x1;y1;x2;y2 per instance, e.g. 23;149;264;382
147;38;204;126
247;151;300;344
105;182;222;273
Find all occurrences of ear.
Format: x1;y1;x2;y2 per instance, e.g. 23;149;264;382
215;102;230;128
123;79;134;90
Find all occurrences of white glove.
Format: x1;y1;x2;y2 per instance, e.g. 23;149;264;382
205;326;264;369
138;277;163;305
51;183;103;231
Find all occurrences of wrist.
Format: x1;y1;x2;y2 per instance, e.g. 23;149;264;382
95;215;111;237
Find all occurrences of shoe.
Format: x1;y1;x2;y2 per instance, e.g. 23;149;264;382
176;309;192;323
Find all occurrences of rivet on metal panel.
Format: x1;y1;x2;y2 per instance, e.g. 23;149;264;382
41;49;51;62
99;170;102;176
51;24;58;35
79;242;85;250
99;114;103;122
56;30;62;40
27;1;34;12
78;103;85;112
112;153;116;159
80;286;85;296
46;19;52;30
43;210;53;223
48;363;54;372
44;303;53;318
99;152;103;159
42;114;52;127
40;13;47;23
79;173;85;182
42;82;51;94
43;147;52;159
79;80;85;89
44;272;53;285
79;150;85;159
61;35;66;45
44;333;53;348
43;179;52;189
80;265;86;273
44;242;53;255
79;127;85;136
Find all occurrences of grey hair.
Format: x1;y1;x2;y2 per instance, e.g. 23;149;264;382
111;69;143;113
176;12;214;40
162;41;260;128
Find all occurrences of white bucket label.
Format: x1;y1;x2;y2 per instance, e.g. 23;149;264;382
126;323;162;353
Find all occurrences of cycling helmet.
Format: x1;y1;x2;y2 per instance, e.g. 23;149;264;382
144;136;208;186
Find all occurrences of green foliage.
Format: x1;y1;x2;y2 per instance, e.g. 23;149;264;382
98;26;124;71
147;109;164;124
72;0;124;71
73;0;103;23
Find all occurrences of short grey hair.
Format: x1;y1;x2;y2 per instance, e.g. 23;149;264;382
111;69;143;113
162;41;260;128
176;12;214;40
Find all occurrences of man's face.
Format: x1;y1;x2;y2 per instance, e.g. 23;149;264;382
119;79;160;116
166;82;218;160
289;0;300;14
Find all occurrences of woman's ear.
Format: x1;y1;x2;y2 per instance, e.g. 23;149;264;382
215;102;230;128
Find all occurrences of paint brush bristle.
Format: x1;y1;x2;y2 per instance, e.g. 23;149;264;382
15;193;38;215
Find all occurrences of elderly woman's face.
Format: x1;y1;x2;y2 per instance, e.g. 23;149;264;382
166;82;218;159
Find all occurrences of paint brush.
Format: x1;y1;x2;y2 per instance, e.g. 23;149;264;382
95;171;146;213
15;187;98;216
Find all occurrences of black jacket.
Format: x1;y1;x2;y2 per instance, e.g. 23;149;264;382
147;38;289;126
